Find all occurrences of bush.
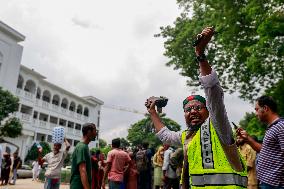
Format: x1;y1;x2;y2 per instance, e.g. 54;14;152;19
25;141;51;162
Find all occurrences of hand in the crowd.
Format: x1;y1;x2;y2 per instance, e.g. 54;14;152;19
236;128;249;141
64;138;70;147
145;96;158;114
195;27;215;56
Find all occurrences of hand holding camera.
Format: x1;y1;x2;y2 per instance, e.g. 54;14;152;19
145;96;168;113
194;27;215;56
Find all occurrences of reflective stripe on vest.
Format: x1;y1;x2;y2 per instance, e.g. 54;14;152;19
200;122;214;169
191;173;248;188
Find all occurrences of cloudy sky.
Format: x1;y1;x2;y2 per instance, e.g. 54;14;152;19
1;0;253;143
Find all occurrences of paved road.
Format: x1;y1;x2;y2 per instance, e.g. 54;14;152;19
0;178;69;189
0;178;109;189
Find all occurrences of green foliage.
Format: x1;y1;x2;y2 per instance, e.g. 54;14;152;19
91;145;111;158
0;87;22;138
120;137;130;148
239;112;266;140
157;0;284;102
25;141;51;162
0;87;19;121
64;153;72;167
266;79;284;116
127;113;181;149
99;138;107;148
0;117;22;138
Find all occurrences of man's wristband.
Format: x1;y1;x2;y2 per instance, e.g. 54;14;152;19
196;53;207;62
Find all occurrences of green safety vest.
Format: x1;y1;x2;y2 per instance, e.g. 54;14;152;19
181;120;248;189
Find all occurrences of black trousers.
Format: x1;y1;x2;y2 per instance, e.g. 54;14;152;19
163;177;179;189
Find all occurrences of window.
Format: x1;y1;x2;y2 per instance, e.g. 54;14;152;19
17;75;24;89
59;119;67;126
24;80;36;94
83;107;89;117
47;135;52;142
33;111;38;119
42;90;51;103
52;95;60;106
75;124;81;130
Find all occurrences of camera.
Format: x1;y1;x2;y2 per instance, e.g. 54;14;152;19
155;96;168;108
146;96;168;113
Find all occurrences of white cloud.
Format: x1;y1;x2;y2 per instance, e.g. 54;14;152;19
0;0;254;143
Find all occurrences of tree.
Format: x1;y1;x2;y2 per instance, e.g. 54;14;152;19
266;79;284;116
127;113;181;149
157;0;284;102
91;145;112;157
0;87;22;138
25;141;51;162
99;138;107;148
239;112;266;140
120;138;130;149
64;153;72;167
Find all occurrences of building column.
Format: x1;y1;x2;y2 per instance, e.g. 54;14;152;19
18;103;22;112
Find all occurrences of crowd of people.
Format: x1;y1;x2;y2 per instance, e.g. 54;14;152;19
0;151;22;186
0;27;283;189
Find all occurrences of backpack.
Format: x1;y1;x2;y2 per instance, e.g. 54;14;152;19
169;148;183;170
135;149;148;172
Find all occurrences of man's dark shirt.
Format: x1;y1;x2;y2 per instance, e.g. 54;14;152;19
12;157;22;170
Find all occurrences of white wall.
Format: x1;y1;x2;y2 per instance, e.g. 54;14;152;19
0;32;24;94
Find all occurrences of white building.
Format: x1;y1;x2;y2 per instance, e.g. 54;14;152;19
0;20;103;160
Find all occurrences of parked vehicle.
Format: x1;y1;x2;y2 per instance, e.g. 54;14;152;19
62;165;71;171
17;164;33;178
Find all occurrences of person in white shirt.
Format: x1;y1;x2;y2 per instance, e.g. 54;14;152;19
32;160;40;181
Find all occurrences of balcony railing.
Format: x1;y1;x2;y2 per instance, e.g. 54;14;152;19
31;119;81;136
42;101;49;109
16;88;35;101
14;112;31;123
52;104;59;111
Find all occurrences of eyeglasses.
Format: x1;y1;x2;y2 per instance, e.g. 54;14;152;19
184;105;205;113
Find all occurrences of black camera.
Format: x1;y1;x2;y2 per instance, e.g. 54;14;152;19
155;96;168;108
146;96;168;113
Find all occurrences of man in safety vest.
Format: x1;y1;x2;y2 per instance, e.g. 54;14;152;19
145;27;247;189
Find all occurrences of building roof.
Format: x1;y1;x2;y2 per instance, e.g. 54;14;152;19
0;20;25;42
20;65;104;106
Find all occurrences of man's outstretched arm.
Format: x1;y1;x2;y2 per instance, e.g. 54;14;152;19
237;128;262;153
195;27;243;171
195;27;234;145
145;97;182;146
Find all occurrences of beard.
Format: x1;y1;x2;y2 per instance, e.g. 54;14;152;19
187;122;204;131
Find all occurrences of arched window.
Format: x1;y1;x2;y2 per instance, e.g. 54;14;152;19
42;90;51;103
61;98;69;109
17;75;24;89
83;107;89;117
36;87;41;99
77;104;83;114
69;101;76;112
24;80;36;94
52;94;60;106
